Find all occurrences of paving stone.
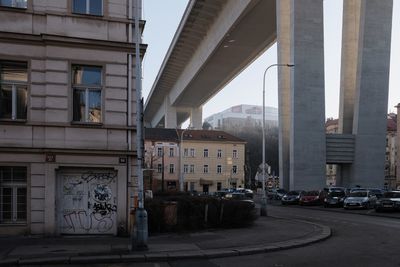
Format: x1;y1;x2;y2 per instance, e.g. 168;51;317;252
18;256;70;265
120;254;146;262
70;254;121;264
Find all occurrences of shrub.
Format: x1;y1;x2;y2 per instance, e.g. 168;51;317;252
144;195;257;233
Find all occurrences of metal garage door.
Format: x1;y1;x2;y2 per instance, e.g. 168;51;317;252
58;170;117;235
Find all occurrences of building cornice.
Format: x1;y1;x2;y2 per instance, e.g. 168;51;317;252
0;31;147;55
0;121;137;131
0;147;137;156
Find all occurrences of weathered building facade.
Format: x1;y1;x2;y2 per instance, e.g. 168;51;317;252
144;128;246;193
0;0;145;235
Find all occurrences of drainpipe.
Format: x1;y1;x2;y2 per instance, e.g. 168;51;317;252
127;0;133;236
132;0;148;251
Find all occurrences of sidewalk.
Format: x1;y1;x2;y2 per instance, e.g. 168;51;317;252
0;216;331;266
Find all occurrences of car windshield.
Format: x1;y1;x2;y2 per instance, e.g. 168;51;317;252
304;191;319;196
277;189;286;193
369;189;382;194
383;192;400;198
287;191;299;196
350;191;367;197
329;191;345;197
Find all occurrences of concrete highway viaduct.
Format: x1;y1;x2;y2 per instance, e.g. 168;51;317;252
144;0;393;190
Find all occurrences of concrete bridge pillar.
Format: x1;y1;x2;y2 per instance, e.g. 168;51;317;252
190;106;203;129
277;0;292;191
341;0;393;188
278;0;326;190
164;97;177;128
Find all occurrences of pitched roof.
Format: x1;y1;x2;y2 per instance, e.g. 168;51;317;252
387;115;397;132
144;128;245;143
144;128;179;142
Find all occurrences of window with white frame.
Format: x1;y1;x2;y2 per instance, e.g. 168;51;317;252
0;61;27;120
183;164;188;173
169;164;174;174
232;165;237;174
0;166;27;224
0;0;27;8
233;149;238;158
157;164;162;173
72;0;103;16
184;148;188;157
169;147;174;157
217;149;222;158
157;147;163;157
190;148;195;157
190;164;195;173
217;165;222;174
203;149;209;157
203;165;209;173
72;65;102;123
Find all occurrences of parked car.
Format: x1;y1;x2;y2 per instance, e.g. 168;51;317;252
214;191;228;198
281;190;304;205
224;192;255;207
367;188;384;199
268;188;287;200
323;186;346;193
343;190;377;209
299;190;323;205
235;188;254;199
324;190;346;207
375;191;400;212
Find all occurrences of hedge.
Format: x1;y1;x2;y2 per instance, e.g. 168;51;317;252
144;195;257;233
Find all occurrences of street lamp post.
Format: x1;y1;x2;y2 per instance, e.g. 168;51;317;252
260;63;294;217
179;127;191;192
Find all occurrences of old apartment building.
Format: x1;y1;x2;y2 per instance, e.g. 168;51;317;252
0;0;145;235
144;128;246;193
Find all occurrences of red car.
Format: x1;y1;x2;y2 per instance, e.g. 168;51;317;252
299;191;324;205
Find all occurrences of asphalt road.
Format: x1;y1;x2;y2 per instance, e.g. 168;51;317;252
40;203;400;267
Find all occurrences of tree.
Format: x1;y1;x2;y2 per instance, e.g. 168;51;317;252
223;125;279;189
202;121;212;130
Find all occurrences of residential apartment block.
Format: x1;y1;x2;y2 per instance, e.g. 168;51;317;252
144;128;246;193
0;0;145;236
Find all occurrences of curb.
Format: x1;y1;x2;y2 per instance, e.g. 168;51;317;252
0;219;331;266
276;202;400;220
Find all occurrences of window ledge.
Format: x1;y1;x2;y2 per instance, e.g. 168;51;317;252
0;222;27;226
0;119;27;124
72;12;104;18
70;121;103;127
0;5;27;11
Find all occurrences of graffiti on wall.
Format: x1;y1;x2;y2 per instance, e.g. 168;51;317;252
61;171;117;234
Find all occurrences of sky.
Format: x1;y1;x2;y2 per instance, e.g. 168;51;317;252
142;0;400;122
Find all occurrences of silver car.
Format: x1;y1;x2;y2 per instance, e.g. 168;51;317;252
343;190;377;209
375;191;400;212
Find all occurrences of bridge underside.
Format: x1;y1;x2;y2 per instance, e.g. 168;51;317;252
145;0;277;128
145;0;394;191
